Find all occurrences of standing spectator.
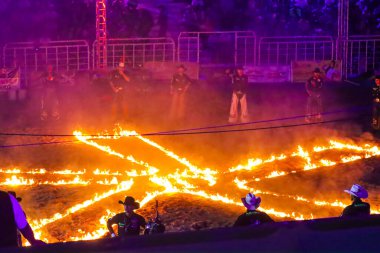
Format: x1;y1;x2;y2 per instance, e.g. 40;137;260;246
192;0;205;23
228;66;250;123
124;1;140;37
136;9;154;38
305;68;323;123
234;193;274;226
157;5;168;37
107;196;146;238
0;190;45;248
170;65;192;122
109;62;131;122
341;184;370;218
109;0;126;37
181;4;200;32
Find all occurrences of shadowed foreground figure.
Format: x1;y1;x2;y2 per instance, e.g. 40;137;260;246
0;191;45;248
234;193;274;226
341;184;370;218
107;196;146;238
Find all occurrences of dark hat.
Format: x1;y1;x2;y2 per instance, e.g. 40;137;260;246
313;68;321;73
119;196;140;209
177;64;187;70
8;191;22;202
375;75;380;79
235;65;244;70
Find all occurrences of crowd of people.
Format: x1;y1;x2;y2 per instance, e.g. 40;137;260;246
179;0;380;36
0;183;372;248
0;0;379;46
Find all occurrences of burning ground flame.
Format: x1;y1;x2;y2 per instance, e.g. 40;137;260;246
6;129;380;242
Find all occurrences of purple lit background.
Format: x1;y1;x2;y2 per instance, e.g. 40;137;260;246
0;0;379;44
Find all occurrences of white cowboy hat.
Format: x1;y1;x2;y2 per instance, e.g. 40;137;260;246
118;62;125;68
344;184;368;199
241;193;261;210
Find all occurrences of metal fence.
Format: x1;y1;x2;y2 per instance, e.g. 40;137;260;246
258;36;335;66
3;40;90;72
345;36;380;78
178;31;256;67
2;35;379;84
92;38;176;69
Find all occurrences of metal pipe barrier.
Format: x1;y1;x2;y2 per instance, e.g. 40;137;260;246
2;34;379;84
345;36;380;78
178;31;256;67
92;38;176;69
3;40;90;72
258;36;335;66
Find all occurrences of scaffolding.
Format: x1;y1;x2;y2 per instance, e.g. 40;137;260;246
96;0;107;69
337;0;349;78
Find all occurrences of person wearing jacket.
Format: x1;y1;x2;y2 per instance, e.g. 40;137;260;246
0;190;45;248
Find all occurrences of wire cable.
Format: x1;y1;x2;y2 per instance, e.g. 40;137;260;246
0;106;370;138
140;116;367;137
0;115;366;148
0;140;79;149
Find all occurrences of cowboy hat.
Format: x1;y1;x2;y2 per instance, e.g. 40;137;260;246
8;191;22;202
313;68;322;73
118;196;140;209
344;184;368;199
177;64;187;70
241;193;261;210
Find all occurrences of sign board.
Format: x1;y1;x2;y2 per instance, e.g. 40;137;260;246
144;62;199;81
0;68;20;91
243;65;291;83
291;60;342;83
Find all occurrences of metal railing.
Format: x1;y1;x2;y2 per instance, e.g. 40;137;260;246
345;36;380;78
2;34;378;84
3;40;90;72
258;36;335;65
178;31;256;67
92;38;176;69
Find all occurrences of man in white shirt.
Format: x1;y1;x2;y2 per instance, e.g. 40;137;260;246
0;190;45;248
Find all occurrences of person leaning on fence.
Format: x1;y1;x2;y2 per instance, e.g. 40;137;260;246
234;193;274;227
305;68;323;123
228;66;250;123
323;60;339;81
107;196;146;238
341;184;370;218
0;190;46;248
